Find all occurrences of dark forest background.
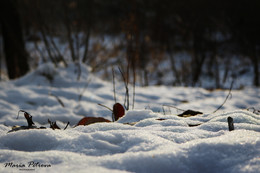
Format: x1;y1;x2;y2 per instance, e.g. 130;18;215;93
0;0;259;88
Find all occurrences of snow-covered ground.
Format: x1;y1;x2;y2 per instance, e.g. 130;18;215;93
0;63;259;173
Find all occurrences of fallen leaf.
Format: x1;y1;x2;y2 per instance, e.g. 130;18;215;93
113;103;125;121
177;110;203;117
76;117;111;126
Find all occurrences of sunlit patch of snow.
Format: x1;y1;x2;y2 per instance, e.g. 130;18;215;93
0;64;259;172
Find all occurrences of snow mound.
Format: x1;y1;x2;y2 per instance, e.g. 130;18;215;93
1;110;260;173
0;63;259;172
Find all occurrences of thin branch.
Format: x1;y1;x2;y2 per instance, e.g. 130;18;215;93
167;39;181;85
163;104;186;112
132;64;136;110
76;61;82;81
33;39;47;63
17;110;35;127
97;103;113;112
49;33;68;67
162;105;166;115
112;67;117;103
17;110;27;119
118;67;129;110
63;1;76;62
36;10;57;67
82;26;91;63
49;93;65;107
40;27;57;67
212;80;234;113
64;122;70;130
247;107;260;115
78;77;92;101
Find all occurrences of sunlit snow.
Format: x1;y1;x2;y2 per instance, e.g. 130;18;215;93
0;63;259;173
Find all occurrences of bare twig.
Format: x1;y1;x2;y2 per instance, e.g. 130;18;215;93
63;1;76;62
49;93;65;107
118;67;129;110
17;110;27;119
145;105;151;110
33;39;47;63
64;122;70;130
167;39;181;85
49;33;68;67
163;104;186;112
17;110;35;127
97;103;113;112
162;105;166;115
76;61;82;81
132;65;136;110
112;67;117;103
78;77;92;101
212;80;234;113
82;26;91;63
82;2;92;63
247;107;260;115
40;27;57;67
48;119;61;130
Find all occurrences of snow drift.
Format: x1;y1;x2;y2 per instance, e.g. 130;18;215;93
0;63;259;173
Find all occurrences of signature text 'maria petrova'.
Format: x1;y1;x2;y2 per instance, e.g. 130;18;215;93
4;161;51;170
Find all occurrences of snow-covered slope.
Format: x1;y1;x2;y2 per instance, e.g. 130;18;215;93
0;63;259;173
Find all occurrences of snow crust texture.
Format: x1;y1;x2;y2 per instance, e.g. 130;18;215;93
0;64;259;173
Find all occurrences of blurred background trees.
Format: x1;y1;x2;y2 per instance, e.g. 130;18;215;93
0;0;259;88
0;0;30;79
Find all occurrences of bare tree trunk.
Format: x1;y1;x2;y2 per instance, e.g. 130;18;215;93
143;69;149;86
166;38;181;85
0;0;30;79
191;52;205;86
0;32;3;80
251;46;259;86
82;27;91;63
33;40;47;63
191;32;206;86
168;52;181;85
63;1;76;62
65;22;76;62
214;56;220;88
82;0;93;64
222;58;230;84
39;26;58;67
49;35;68;67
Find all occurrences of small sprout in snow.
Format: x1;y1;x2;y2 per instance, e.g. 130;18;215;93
48;119;70;130
48;119;61;130
8;110;39;133
17;110;35;127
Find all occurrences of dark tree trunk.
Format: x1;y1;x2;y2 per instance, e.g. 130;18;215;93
252;54;259;87
214;56;220;89
0;0;29;79
191;52;206;86
191;31;206;86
